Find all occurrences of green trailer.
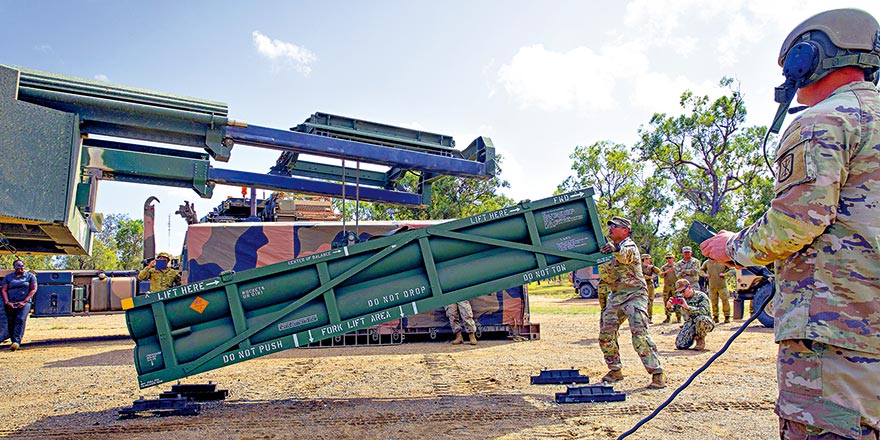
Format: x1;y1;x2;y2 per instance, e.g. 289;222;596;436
124;189;609;388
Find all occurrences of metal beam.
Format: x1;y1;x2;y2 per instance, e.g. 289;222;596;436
209;168;422;206
226;124;490;179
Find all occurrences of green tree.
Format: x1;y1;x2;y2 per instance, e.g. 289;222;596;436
337;154;514;221
636;78;767;219
627;172;673;256
557;141;672;255
115;218;144;269
62;238;119;270
558;141;642;217
57;213;133;270
0;254;58;271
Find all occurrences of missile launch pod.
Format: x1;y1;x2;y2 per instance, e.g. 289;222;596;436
124;189;609;388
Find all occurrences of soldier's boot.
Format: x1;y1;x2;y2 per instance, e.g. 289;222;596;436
675;316;681;323
724;316;730;324
647;372;666;389
662;316;670;324
468;333;477;345
713;316;719;323
450;332;463;345
694;337;705;351
601;369;624;383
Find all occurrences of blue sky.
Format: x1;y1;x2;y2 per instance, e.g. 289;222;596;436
3;0;879;254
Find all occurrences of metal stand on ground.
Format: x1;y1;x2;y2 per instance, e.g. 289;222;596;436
530;368;626;404
118;382;228;419
159;382;229;401
530;368;590;385
555;384;626;403
118;396;201;419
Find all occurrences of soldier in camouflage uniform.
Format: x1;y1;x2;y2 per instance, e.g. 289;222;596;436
597;263;626;325
660;254;680;323
700;259;732;323
445;300;477;345
597;263;611;311
674;246;701;286
701;9;880;438
597;216;665;389
641;254;661;322
666;280;714;350
137;252;182;294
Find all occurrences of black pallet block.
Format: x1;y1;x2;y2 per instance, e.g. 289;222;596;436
159;382;229;401
555;385;626;404
119;396;201;419
531;368;590;385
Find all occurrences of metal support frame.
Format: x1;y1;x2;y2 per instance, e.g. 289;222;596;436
1;63;498;254
226;124;489;179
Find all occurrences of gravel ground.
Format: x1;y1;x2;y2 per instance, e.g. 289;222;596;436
0;295;779;439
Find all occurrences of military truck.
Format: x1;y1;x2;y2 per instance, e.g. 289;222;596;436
569;266;600;299
734;266;775;327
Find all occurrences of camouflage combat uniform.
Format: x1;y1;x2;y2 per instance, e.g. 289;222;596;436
598;237;662;375
700;260;731;322
642;261;661;321
597;263;612;310
667;289;714;349
137;267;182;294
725;81;880;438
444;300;477;335
660;261;680;322
674;257;701;286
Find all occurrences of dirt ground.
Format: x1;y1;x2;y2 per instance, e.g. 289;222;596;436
0;295;779;440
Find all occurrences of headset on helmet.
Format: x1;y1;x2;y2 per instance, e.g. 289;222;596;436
763;9;880;177
776;8;880;105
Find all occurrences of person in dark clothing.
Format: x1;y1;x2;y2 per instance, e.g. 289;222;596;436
1;259;38;351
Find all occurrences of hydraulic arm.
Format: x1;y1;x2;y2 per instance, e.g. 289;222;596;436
0;65;496;255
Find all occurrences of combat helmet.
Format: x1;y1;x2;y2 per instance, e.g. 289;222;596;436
157;252;172;260
778;8;880;86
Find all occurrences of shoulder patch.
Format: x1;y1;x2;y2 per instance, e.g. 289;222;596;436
774;123;816;195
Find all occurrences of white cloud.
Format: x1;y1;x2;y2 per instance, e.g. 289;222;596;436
619;0;871;68
94;74;110;82
34;43;52;53
495;0;817;115
252;31;316;76
629;72;724;117
497;44;648;113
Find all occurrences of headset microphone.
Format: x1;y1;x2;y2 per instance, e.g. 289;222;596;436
762;41;820;177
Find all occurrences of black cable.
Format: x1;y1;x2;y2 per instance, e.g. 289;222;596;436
760;124;777;180
617;290;775;440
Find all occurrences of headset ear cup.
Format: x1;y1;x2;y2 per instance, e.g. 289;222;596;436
783;41;820;86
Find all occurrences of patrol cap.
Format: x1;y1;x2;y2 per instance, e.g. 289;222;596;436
665;253;674;259
675;279;691;293
157;252;172;259
682;246;692;253
642;254;652;260
607;216;632;229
